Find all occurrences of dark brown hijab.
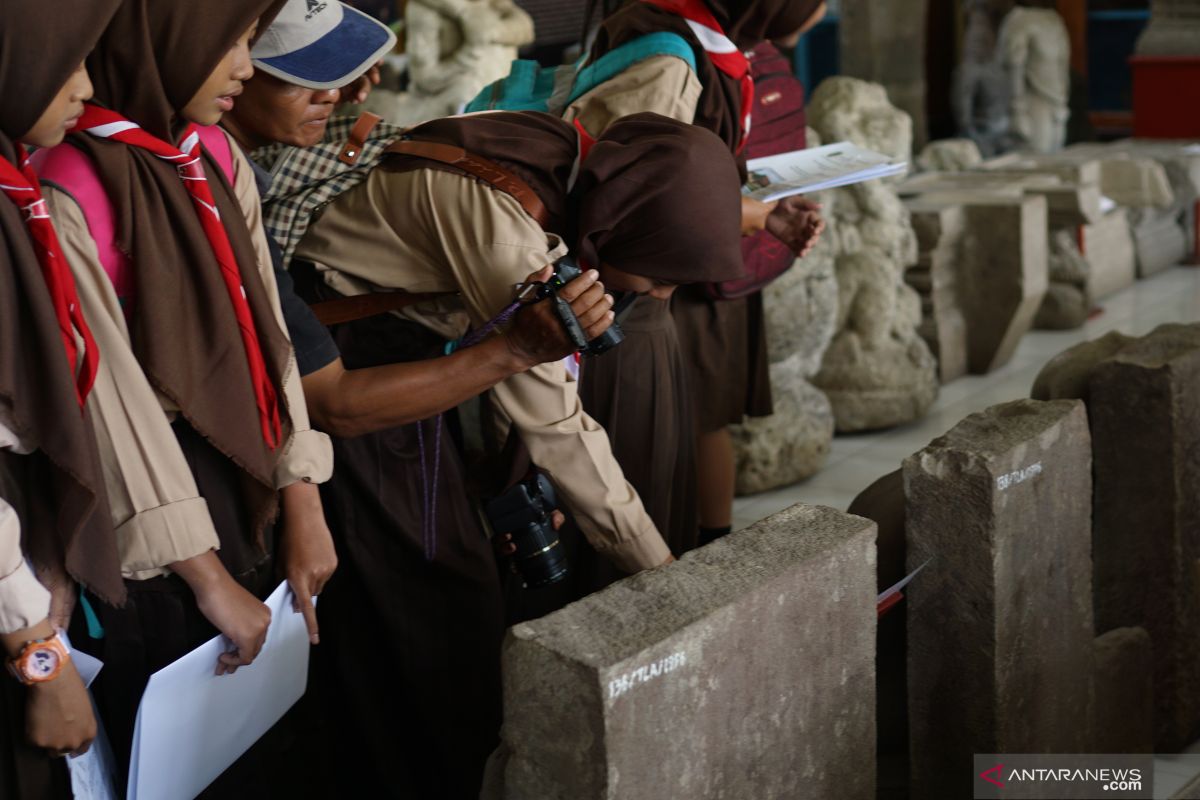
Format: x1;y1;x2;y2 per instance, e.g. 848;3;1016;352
590;0;825;167
387;111;743;283
0;0;126;604
72;0;291;540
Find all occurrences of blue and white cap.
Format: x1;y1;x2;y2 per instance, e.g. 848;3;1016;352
252;0;397;90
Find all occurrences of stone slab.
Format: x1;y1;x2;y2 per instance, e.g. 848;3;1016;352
1093;627;1154;755
1087;325;1200;750
905;399;1094;800
497;504;878;800
1082;210;1138;300
906;203;970;382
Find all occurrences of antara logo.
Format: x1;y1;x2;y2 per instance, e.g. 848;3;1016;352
305;0;328;19
980;764;1005;788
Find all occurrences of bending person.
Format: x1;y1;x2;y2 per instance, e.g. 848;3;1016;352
227;34;742;792
570;0;827;546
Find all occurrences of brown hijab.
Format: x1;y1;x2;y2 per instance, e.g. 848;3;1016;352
387;111;743;283
590;0;825;168
0;0;126;604
72;0;291;540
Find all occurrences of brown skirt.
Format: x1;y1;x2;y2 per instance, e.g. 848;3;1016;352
671;286;773;433
579;297;698;559
309;309;506;800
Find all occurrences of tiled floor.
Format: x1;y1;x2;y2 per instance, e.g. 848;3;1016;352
732;264;1200;531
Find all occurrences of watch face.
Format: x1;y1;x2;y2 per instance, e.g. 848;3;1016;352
26;648;61;680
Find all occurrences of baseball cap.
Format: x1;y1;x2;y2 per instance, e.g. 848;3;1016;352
252;0;397;90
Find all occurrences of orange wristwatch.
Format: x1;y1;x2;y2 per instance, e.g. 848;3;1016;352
6;632;70;685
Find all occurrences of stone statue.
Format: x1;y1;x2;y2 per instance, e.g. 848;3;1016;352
367;0;534;125
731;183;838;494
997;5;1071;153
806;77;938;432
953;0;1017;156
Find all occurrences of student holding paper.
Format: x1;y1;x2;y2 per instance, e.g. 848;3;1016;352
0;1;123;797
568;0;828;550
33;0;339;790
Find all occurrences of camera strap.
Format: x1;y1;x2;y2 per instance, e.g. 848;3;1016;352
385;139;551;228
308;140;553;327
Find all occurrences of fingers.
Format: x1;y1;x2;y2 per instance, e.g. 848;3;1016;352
583;309;616;341
551;510;566;530
69;738;93;758
296;593;320;645
574;292;614;330
555;269;600;302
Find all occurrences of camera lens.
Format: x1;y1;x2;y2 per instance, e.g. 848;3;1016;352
510;520;569;588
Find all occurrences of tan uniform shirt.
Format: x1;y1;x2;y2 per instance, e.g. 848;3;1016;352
293;167;671;572
563;54;702;136
0;415;50;634
43;131;333;580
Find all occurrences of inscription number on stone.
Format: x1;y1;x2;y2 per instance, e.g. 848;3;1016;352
608;652;687;700
996;462;1043;491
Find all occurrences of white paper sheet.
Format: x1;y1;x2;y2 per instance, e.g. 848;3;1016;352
64;634;120;800
743;142;908;202
127;582;310;800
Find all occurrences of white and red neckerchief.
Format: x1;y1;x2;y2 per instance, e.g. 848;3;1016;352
0;146;99;407
77;104;283;450
641;0;754;150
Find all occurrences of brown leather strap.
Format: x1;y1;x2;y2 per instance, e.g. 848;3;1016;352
384;139;550;228
338;112;383;165
309;290;453;327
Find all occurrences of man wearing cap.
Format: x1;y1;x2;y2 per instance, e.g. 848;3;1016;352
221;3;637;797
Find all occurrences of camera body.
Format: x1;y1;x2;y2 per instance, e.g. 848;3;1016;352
544;256;630;357
484;474;569;588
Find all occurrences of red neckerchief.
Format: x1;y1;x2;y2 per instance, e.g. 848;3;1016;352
640;0;754;150
77;104;282;450
0;146;99;407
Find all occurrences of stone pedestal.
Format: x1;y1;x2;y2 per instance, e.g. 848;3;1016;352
1137;0;1200;56
905;399;1094;800
494;504;878;800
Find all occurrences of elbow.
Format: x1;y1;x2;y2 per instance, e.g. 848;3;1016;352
310;400;368;439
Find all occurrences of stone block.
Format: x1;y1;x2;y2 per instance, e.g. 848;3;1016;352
1093;627;1154;755
1098;157;1176;209
497;504;878;800
1082;209;1137;299
905;399;1094;800
1086;325;1200;750
1030;330;1136;402
906;202;969;382
1131;209;1189;277
955;196;1049;373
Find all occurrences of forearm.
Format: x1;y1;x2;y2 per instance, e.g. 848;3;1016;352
305;334;531;438
0;618;54;658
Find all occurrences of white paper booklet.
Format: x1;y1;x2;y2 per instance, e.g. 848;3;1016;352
742;142;908;202
65;637;121;800
127;582;310;800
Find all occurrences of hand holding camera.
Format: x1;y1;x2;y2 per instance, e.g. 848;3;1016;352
503;265;615;368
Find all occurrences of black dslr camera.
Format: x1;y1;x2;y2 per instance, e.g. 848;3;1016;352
541;257;637;357
485;474;568;588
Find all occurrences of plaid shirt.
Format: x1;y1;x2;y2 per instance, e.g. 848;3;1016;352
252;114;410;266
